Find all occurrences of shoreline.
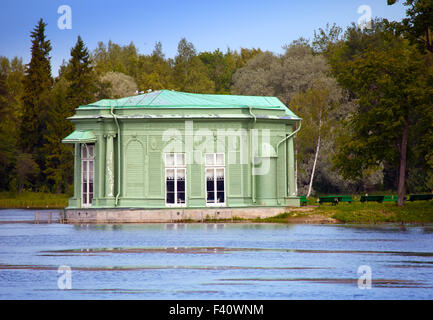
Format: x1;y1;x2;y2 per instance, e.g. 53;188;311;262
1;199;433;224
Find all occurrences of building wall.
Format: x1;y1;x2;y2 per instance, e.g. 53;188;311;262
67;118;299;209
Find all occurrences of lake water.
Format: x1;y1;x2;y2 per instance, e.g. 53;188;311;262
0;209;433;300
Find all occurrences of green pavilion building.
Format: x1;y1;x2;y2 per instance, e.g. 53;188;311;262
62;90;301;222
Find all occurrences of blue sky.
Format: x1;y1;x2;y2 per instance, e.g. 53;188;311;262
0;0;407;76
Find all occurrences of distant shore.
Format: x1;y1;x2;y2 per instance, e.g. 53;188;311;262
1;192;432;224
0;191;68;209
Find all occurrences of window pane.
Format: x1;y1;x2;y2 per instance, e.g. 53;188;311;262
88;145;94;158
207;182;215;203
166;169;175;180
216;178;224;192
89;193;93;204
166;178;175;192
177;177;185;192
176;153;185;166
166;192;175;204
216;168;224;179
177;169;186;180
81;145;87;158
217;192;225;203
205;154;214;166
216;153;224;165
177;192;185;204
82;183;87;194
82;162;87;182
206;169;215;203
89;161;94;181
165;153;174;166
166;169;175;204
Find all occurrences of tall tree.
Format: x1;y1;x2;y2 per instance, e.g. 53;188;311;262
65;35;96;108
137;42;175;91
173;38;214;93
291;81;340;197
387;0;433;53
20;18;53;155
330;21;432;206
232;41;351;195
0;57;25;191
44;36;96;192
100;71;138;98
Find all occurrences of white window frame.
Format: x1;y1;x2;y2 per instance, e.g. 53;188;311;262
81;144;94;208
205;153;226;207
165;153;187;207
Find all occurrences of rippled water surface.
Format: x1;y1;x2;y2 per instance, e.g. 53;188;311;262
1;209;433;299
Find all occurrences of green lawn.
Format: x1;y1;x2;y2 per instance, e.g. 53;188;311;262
314;201;433;223
0;191;69;209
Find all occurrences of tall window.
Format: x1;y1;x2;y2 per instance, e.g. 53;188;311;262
165;153;186;206
206;153;225;206
81;144;94;207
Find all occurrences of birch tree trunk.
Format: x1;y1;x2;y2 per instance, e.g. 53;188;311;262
294;145;298;196
307;117;322;198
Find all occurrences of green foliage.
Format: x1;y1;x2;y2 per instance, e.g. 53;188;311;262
44;36;97;193
387;0;433;53
99;71;138;98
43;77;73;193
232;40;355;195
2;11;432;203
15;153;40;192
329;21;433;201
65;35;97;108
20;19;53;156
172;38;214;93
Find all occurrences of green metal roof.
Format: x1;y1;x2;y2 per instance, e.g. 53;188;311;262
62;130;97;144
80;90;300;119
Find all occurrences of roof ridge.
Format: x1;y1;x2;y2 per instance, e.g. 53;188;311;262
130;90;162;106
176;91;247;106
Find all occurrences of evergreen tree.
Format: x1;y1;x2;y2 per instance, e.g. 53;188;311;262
43;77;73;193
65;35;96;109
44;36;96;192
173;38;214;93
0;57;25;191
20;18;53;155
137;42;175;91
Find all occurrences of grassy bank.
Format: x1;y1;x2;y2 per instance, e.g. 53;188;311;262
0;192;69;209
0;191;432;224
310;201;433;224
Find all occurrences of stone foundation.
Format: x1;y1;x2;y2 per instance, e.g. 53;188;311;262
64;207;292;223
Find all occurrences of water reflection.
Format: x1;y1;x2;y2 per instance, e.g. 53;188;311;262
1;217;433;299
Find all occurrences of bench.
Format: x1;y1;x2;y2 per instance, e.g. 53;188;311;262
408;194;433;202
360;195;399;203
360;195;385;203
318;196;352;205
299;196;308;206
383;195;398;202
339;195;353;203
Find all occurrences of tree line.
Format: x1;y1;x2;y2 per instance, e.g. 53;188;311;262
0;19;262;195
0;0;432;206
